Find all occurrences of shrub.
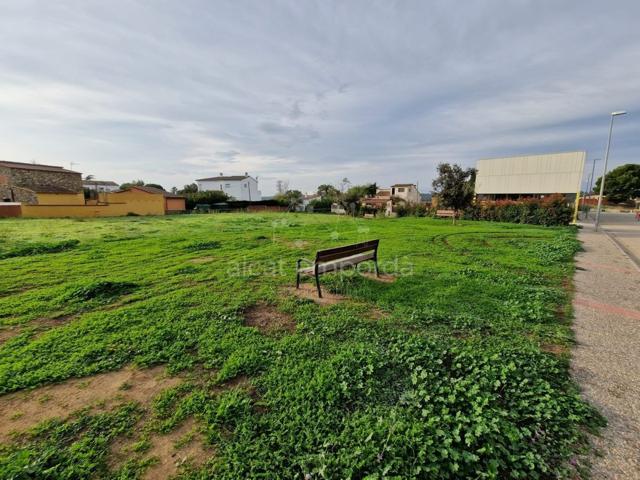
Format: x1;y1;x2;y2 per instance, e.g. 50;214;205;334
0;239;80;260
463;196;573;226
64;280;137;303
183;190;230;210
396;203;430;217
184;240;221;251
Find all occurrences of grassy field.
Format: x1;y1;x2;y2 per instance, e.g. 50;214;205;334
0;214;601;479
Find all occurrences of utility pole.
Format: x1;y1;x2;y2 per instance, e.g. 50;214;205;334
70;162;78;171
595;111;626;231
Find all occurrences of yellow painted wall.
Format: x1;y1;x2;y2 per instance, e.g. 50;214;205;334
21;188;171;217
22;203;144;218
36;192;85;205
106;190;166;215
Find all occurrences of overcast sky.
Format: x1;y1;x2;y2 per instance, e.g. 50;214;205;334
1;1;638;195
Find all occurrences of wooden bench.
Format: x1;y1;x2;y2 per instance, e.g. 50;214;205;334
296;240;380;298
435;209;457;218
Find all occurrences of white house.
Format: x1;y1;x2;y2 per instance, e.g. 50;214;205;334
297;193;321;211
195;173;262;201
82;180;120;192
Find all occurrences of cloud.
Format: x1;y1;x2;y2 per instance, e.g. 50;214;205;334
0;0;638;194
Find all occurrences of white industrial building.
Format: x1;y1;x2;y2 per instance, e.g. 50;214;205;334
195;173;262;201
475;151;585;200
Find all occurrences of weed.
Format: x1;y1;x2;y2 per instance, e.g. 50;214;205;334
0;239;79;260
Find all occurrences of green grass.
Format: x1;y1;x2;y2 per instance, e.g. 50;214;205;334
0;214;602;479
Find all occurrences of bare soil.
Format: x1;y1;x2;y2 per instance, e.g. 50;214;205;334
0;315;75;345
285;283;346;305
110;417;212;480
244;303;295;333
189;256;215;264
0;365;182;443
361;272;397;283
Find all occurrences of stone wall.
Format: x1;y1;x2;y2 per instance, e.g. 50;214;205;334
0;166;82;192
0;185;38;204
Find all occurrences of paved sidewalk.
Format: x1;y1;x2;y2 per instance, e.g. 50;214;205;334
572;223;640;478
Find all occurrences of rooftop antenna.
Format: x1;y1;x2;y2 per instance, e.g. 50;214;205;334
70;162;78;171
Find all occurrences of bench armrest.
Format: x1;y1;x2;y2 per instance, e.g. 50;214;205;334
296;258;314;267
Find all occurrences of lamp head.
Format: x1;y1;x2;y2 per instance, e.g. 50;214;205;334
611;111;627;116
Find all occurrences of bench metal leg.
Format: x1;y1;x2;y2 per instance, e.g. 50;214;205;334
374;259;380;277
296;272;300;289
315;271;322;298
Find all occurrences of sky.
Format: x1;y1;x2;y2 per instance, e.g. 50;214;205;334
1;1;639;195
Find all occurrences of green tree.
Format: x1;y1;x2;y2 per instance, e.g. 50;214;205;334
119;180;145;190
594;164;640;204
316;184;339;199
183;190;229;210
179;183;199;194
145;183;165;191
275;190;304;211
343;185;370;204
432;163;476;223
365;182;377;196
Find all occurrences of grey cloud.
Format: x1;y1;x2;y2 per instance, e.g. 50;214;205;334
0;0;638;195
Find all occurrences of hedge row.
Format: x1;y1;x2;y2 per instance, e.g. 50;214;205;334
462;197;573;226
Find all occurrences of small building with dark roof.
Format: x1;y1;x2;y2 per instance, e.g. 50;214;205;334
108;186;186;214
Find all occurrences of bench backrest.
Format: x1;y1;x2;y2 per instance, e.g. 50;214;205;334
436;209;456;217
315;239;379;263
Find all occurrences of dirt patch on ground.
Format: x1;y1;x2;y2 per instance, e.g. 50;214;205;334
189;256;215;264
109;375;252;478
0;315;75;345
244;303;295;333
285;283;347;305
111;417;212;480
360;272;397;283
541;342;569;356
0;365;182;443
0;325;21;344
274;238;309;249
367;307;389;321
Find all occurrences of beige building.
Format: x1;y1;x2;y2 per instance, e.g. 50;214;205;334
390;184;421;204
475;151;585;200
360;183;421;217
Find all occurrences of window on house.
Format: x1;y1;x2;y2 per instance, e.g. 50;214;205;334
225;183;231;188
397;187;405;192
244;183;247;188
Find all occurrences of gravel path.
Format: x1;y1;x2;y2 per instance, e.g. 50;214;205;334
572;222;640;479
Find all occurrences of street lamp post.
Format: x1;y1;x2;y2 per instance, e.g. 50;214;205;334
594;111;626;231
